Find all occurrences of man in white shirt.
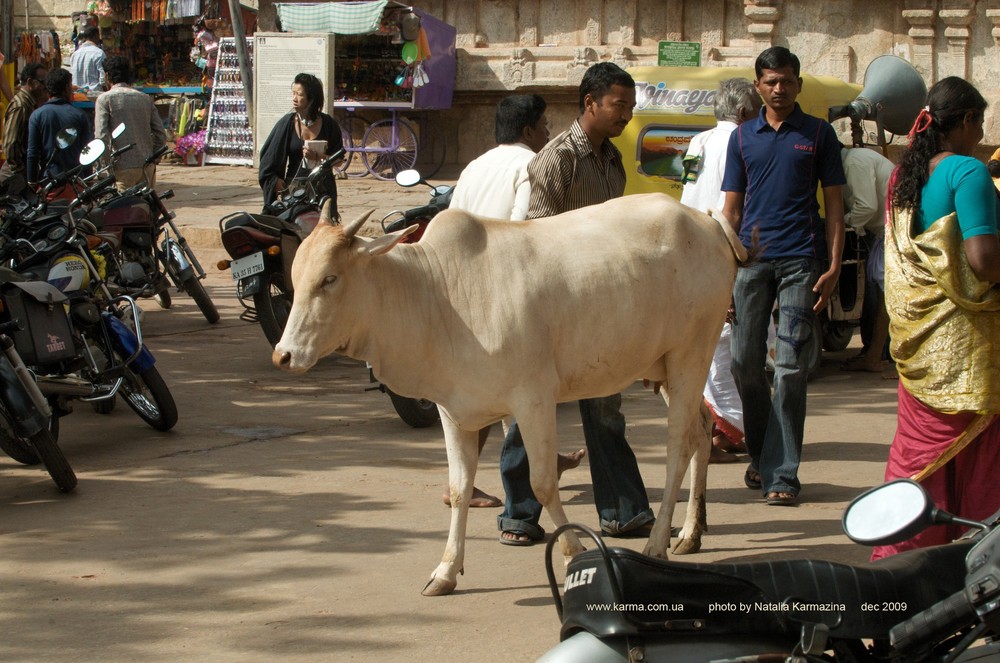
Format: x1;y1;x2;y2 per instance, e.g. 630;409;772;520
71;26;106;90
679;78;760;464
840;145;895;373
443;94;585;510
450;94;549;220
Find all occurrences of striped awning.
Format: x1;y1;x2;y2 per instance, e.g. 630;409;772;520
275;1;390;35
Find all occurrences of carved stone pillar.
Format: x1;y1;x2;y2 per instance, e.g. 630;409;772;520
988;0;1000;46
744;0;781;52
902;1;937;82
939;0;976;79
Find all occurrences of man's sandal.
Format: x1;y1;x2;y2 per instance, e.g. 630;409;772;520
744;466;762;490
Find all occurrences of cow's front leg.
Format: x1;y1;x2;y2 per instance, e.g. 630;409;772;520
422;408;479;596
518;405;585;563
673;402;712;554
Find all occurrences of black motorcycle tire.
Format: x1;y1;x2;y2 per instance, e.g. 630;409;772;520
154;289;172;309
253;268;292;348
385;388;439;428
0;401;76;491
119;363;178;432
0;400;60;464
182;275;220;324
92;397;116;415
822;320;855;352
27;427;77;492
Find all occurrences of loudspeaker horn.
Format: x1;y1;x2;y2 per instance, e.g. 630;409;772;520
847;55;928;136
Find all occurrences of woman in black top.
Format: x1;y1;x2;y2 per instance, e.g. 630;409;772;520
258;72;343;213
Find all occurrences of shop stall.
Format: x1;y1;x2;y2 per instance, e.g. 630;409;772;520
224;1;455;178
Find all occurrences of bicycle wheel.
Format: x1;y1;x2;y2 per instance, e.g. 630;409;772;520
414;118;446;179
361;118;417;181
334;114;371;178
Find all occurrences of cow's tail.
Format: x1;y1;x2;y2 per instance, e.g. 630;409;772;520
707;208;759;267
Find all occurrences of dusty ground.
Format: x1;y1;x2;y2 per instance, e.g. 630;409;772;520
0;164;901;662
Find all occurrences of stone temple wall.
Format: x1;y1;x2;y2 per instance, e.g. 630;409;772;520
16;0;1000;167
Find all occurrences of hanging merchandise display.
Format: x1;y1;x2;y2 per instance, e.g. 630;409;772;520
204;37;254;165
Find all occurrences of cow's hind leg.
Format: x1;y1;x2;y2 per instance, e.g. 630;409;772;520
422;408;479;596
517;404;585;563
645;350;716;560
673;402;712;554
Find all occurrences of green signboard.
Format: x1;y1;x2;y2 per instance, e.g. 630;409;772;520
658;41;702;67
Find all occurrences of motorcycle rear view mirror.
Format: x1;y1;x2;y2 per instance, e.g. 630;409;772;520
56;127;79;150
111;123;126;140
395;169;423;188
78;139;107;166
843;479;935;545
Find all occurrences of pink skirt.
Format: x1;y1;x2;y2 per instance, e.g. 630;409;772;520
871;383;1000;560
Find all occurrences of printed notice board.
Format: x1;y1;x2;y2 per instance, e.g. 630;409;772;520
253;32;336;166
658;41;701;67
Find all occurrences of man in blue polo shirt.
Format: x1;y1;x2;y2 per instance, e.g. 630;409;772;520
721;46;845;507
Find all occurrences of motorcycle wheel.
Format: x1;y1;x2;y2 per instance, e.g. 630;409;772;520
822;321;855;352
182;275;220;324
385;388;440;428
154;289;172;309
0;400;60;464
92;397;117;415
0;401;76;491
118;363;178;432
253;269;292;348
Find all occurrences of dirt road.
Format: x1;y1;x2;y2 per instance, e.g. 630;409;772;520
0;164;900;662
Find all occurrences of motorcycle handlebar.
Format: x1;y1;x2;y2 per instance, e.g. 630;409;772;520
77;175;118;204
889;588;975;653
146;144;170;165
110;144;134;160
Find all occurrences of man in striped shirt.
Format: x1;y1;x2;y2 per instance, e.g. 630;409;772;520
496;62;656;545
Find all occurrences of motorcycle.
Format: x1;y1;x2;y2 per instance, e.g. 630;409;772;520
0;138;178;435
539;478;1000;662
218;148;345;346
86;135;219;324
0;286;78;492
365;168;455;428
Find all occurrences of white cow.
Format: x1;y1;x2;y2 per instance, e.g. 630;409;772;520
273;192;748;596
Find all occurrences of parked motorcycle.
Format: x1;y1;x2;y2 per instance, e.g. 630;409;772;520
218;148;345;346
366;169;455;428
87;140;219;324
0;290;77;492
0;140;178;434
539;479;1000;662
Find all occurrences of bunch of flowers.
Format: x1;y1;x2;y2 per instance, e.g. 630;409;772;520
174;129;207;159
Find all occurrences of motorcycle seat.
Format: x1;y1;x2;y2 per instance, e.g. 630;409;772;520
560;540;973;641
221;211;296;235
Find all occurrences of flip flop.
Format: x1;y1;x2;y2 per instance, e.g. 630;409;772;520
766;492;797;506
499;530;538;546
744;466;762;490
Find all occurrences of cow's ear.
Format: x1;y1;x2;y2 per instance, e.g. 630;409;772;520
362;225;419;256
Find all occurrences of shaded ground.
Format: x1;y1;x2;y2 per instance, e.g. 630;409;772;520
0;164;901;661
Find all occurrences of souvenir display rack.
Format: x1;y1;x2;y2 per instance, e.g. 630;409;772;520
204;37;254;165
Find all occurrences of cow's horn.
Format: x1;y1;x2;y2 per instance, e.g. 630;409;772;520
343;209;375;239
319;199;336;225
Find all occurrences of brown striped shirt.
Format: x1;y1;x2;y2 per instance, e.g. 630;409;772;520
526;119;626;219
2;88;38;176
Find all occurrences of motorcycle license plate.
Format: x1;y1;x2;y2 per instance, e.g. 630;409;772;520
230;252;264;281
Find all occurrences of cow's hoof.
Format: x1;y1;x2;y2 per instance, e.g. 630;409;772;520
672;537;702;555
641;544;669;560
421;575;457;596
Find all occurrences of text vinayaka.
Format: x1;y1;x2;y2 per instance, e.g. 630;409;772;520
634;81;716;115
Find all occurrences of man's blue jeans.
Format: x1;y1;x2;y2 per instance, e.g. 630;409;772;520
497;394;654;537
730;258;822;497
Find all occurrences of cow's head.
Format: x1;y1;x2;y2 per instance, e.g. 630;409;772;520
272;201;419;372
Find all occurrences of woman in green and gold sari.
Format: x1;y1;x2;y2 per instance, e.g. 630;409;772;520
874;77;1000;560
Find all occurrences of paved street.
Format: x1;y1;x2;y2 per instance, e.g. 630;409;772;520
0;163;900;662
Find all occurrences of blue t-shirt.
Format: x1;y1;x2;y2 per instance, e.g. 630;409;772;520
722;103;846;259
918;155;1000;239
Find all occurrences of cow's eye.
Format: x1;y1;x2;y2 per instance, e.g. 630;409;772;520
322;275;337;287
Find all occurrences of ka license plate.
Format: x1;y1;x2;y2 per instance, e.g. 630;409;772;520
230;252;265;281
